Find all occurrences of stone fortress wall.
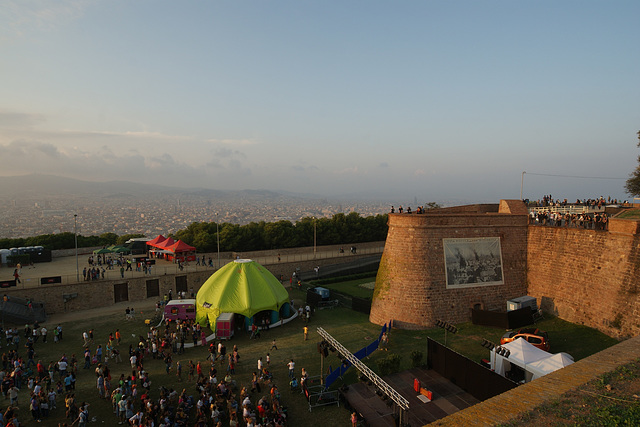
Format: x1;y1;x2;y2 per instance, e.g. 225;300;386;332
3;243;382;316
527;222;640;339
370;200;529;329
370;199;640;339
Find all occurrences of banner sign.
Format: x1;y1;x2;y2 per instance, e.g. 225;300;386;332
444;237;504;288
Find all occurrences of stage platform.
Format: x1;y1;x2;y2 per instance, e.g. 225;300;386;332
342;367;480;426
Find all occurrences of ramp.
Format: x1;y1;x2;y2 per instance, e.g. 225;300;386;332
1;297;47;325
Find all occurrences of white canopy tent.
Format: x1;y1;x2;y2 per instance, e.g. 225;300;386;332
527;352;574;380
490;337;573;382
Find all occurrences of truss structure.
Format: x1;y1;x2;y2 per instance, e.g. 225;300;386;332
316;327;409;411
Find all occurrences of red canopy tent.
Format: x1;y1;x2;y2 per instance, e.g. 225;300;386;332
146;235;167;248
147;235;177;261
145;235;197;262
167;240;196;262
155;236;175;249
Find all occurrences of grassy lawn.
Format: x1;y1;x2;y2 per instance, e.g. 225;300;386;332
3;284;621;426
315;277;376;299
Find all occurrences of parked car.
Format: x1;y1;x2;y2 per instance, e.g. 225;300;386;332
500;327;550;351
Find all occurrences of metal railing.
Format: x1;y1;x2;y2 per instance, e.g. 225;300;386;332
528;205;605;214
10;246;386;289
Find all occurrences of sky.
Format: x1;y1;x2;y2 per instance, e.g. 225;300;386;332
1;1;639;203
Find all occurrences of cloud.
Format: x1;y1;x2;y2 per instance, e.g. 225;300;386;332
291;165;319;173
206;138;258;146
0;111;46;128
378;162;389;168
0;137;211;186
87;130;192;141
0;139;61;157
335;166;360;175
1;0;90;41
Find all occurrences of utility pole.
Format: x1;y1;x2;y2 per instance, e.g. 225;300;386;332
216;212;220;269
74;214;79;282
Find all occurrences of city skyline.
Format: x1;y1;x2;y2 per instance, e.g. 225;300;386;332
1;1;638;202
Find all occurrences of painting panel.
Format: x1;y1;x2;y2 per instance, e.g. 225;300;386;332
444;237;504;288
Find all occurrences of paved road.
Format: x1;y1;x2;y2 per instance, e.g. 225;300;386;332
2;246;384;290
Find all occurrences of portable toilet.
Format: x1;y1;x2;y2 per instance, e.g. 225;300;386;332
216;313;235;340
0;249;10;265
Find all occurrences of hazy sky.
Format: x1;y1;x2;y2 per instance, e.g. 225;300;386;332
1;1;638;202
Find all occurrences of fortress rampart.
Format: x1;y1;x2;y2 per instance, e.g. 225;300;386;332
370;200;529;329
527;220;640;338
370;200;640;338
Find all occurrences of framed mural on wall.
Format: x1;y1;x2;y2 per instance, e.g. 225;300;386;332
444;237;504;288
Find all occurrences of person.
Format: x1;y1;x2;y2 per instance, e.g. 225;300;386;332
270;339;278;350
303;326;308;341
287;359;295;379
13;269;20;284
351;411;358;427
379;331;389;351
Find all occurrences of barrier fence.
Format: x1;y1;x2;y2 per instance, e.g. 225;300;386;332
3;246;385;289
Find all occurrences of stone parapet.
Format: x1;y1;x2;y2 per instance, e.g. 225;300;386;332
370;201;528;329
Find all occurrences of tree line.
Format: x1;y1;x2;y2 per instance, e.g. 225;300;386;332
0;212;388;252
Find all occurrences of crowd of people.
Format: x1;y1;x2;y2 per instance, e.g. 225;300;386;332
529;211;610;230
0;310;299;426
526;195;626;208
0;322;66;425
389;205;430;214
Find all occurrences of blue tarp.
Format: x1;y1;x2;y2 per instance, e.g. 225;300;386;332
324;322;389;389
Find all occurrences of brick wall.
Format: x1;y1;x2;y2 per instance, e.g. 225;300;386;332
527;225;640;338
370;202;529;329
3;252;377;316
6;270;212;315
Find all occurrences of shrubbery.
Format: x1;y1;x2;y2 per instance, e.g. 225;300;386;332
410;350;424;367
377;353;402;376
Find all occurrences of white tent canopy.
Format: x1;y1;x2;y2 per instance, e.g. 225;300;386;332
490;337;573;382
527;352;574;380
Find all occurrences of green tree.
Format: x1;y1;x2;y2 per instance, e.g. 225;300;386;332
99;233;119;246
625;131;640;197
264;221;298;249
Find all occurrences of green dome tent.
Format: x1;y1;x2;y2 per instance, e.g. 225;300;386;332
196;259;290;329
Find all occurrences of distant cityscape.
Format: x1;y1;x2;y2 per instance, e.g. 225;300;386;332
0;191;404;239
0;174;463;239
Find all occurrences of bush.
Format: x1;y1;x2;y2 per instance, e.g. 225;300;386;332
410;350;424;367
377;353;402;376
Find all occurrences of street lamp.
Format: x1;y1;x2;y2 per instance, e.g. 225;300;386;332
520;171;526;200
313;217;317;259
216;212;220;269
74;214;79;282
